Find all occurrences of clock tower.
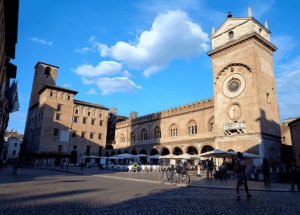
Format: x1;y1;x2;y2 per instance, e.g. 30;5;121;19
207;7;282;164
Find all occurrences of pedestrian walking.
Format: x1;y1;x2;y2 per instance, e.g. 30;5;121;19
12;158;20;175
66;160;69;170
234;152;252;200
290;158;300;191
80;161;84;170
261;157;270;185
205;159;209;178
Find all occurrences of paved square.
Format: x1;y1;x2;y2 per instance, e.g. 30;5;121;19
0;167;299;214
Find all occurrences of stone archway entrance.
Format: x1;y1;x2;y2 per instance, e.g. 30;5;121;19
70;151;77;163
173;147;183;155
201;145;214;154
131;150;137;155
161;148;170;155
150;149;159;156
187;146;198;155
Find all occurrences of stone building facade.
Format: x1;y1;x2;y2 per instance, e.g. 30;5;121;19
4;129;23;160
288;118;300;164
0;0;19;156
21;62;109;166
102;8;282;165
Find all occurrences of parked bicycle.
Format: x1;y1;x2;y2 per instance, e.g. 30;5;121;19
158;167;177;185
172;170;190;185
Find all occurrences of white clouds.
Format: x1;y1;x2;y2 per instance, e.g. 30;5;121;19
73;61;123;77
275;55;300;121
28;37;53;45
94;10;210;78
272;35;297;63
74;47;95;53
87;88;98;95
63;84;72;87
82;77;142;95
122;70;134;78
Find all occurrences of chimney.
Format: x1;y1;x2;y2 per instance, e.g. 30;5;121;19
212;25;215;35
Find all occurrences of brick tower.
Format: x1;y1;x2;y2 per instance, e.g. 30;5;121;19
28;62;58;108
207;7;282;164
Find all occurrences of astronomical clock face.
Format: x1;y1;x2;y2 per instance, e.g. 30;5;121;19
222;73;245;98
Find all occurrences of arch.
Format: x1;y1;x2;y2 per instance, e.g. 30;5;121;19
131;150;137;155
161;148;170;156
45;67;51;75
120;134;125;143
228;31;234;40
150;149;159;156
188;120;197;135
139;149;147;155
170;123;178;137
173;147;183;155
70;151;77;163
227;149;235;152
130;132;135;142
105;152;109;157
141;129;147;141
154;126;161;139
117;151;122;155
186;146;198;155
201;145;214;154
111;151;115;156
208;117;215;132
214;63;253;84
124;151;129;154
106;145;114;150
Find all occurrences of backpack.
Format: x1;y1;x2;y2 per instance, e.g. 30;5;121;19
233;160;243;173
208;161;212;167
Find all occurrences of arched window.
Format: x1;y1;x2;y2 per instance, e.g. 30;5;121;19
141;129;147;141
187;146;198;155
208;117;215;132
170;124;177;137
161;148;170;155
45;67;51;75
201;145;214;154
121;135;125;143
259;28;262;35
154;126;161;139
130;132;135;142
228;31;234;40
173;147;183;155
188;120;197;135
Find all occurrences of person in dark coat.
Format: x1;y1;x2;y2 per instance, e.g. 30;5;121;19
290;158;300;191
12;158;20;175
262;157;270;185
80;161;84;170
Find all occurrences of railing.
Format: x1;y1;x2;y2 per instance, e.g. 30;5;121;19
224;122;245;135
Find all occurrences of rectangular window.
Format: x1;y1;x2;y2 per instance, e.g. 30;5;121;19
34;116;37;123
39;127;41;135
74;116;78;123
75;110;78;114
131;136;135;142
98;134;102;139
38;113;40;120
58;145;62;152
83;118;87;124
73;145;77;150
14;143;17;147
50;92;53;97
91;119;95;125
68;95;70;100
88;112;91;116
99;121;103;126
57;104;61;111
13;150;16;155
86;145;91;156
54;129;59;136
121;137;125;143
56;114;60;120
90;133;94;139
72;131;76;137
99;114;102;118
81;132;85;138
36;128;38;136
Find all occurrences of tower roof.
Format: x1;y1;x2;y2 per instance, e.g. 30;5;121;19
37;85;78;95
34;61;59;69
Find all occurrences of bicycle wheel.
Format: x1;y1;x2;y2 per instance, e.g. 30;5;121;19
182;173;190;184
170;172;179;185
158;172;165;184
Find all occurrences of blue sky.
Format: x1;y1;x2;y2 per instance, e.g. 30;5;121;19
8;0;300;134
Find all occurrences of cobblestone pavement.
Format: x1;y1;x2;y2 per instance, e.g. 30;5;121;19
1;167;300;215
33;166;293;191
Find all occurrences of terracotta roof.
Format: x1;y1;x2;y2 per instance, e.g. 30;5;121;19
73;100;109;110
37;85;78;95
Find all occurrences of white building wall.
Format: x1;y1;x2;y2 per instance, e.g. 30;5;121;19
5;137;22;159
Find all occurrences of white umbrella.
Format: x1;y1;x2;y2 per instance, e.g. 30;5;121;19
147;154;161;159
199;149;233;158
115;153;136;159
135;154;149;157
158;154;179;159
175;153;199;159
